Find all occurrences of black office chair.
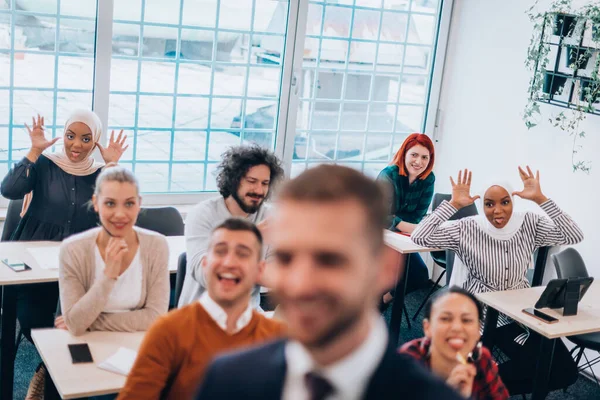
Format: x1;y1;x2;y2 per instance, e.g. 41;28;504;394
55;299;62;318
1;198;23;241
135;206;184;236
135;207;184;308
174;252;187;307
412;193;478;320
552;247;600;386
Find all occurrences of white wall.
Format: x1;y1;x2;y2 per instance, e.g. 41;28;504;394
434;0;600;377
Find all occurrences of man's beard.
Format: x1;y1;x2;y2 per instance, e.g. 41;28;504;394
232;190;264;214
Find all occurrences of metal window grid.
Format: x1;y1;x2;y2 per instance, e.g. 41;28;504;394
0;0;448;198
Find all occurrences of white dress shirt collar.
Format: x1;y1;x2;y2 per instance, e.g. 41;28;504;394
199;292;253;334
283;314;388;400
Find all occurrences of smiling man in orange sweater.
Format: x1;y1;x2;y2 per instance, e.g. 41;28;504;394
118;218;285;400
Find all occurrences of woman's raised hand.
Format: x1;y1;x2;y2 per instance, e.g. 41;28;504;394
103;237;128;280
98;129;128;164
25;114;60;154
446;363;476;398
449;169;480;209
512;166;548;205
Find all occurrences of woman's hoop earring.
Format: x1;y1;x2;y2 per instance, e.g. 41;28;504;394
469;341;483;362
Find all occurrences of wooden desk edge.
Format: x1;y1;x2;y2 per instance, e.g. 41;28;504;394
31;329;125;399
31;329;67;400
0;276;60;286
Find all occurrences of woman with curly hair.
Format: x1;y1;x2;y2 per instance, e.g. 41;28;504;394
178;145;284;307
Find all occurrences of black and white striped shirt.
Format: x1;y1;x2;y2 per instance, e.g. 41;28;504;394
412;200;584;295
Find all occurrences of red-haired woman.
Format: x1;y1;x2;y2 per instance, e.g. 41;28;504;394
377;133;435;308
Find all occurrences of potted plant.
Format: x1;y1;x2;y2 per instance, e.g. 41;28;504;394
553;13;577;36
523;0;600;173
579;78;600;103
542;72;568;95
565;45;591;69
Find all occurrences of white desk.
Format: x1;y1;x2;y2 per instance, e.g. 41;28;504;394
0;236;185;400
383;230;441;345
478;282;600;400
477;283;600;339
383;230;439;254
0;241;61;285
31;329;145;399
0;236;185;284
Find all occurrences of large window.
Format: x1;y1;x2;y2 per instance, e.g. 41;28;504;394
288;0;441;178
108;0;289;192
0;0;446;198
0;0;97;181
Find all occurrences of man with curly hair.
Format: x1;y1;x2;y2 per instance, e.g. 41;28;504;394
178;145;284;307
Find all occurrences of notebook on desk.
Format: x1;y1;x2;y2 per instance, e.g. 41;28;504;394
27;246;60;269
97;347;138;376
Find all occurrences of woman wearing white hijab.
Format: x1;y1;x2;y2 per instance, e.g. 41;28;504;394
412;166;583;296
0;111;127;383
447;179;528;289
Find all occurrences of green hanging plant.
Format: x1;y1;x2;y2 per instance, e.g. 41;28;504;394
523;0;600;173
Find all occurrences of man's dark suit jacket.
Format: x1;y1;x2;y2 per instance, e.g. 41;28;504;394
196;339;464;399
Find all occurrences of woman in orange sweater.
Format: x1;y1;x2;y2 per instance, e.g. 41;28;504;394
118;218;285;400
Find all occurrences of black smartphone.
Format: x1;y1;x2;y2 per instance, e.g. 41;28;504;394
522;307;559;324
68;343;94;364
2;259;31;272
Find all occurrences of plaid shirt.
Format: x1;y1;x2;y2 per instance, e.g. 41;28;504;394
377;165;435;231
399;338;509;400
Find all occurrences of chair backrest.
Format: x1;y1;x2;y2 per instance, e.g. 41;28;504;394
1;199;23;241
445;249;456;286
135;207;184;237
431;193;478;221
431;193;450;211
56;299;62;317
174;252;187;306
552;247;589;279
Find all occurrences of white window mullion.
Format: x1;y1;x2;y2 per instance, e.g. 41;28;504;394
92;0;114;156
425;0;455;140
276;0;308;177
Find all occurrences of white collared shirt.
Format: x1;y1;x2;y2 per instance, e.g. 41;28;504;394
198;292;253;334
282;314;388;400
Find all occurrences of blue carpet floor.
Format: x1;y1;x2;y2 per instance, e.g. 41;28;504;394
10;284;600;399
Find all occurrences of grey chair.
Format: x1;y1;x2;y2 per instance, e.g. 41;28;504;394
552;247;600;386
174;252;187;307
135;206;184;236
1;198;23;241
412;193;478;320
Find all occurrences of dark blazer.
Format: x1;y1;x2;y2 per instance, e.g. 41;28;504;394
196;339;464;399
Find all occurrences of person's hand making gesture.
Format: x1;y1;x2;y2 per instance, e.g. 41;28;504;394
446;363;477;398
449;169;480;210
25;114;60;162
103;237;129;280
512;166;548;205
98;130;128;164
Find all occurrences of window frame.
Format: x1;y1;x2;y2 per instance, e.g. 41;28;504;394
0;0;454;207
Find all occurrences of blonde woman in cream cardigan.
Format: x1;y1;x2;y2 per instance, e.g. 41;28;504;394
57;165;170;336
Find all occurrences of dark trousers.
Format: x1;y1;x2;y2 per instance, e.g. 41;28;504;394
17;282;59;342
390;253;429;296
